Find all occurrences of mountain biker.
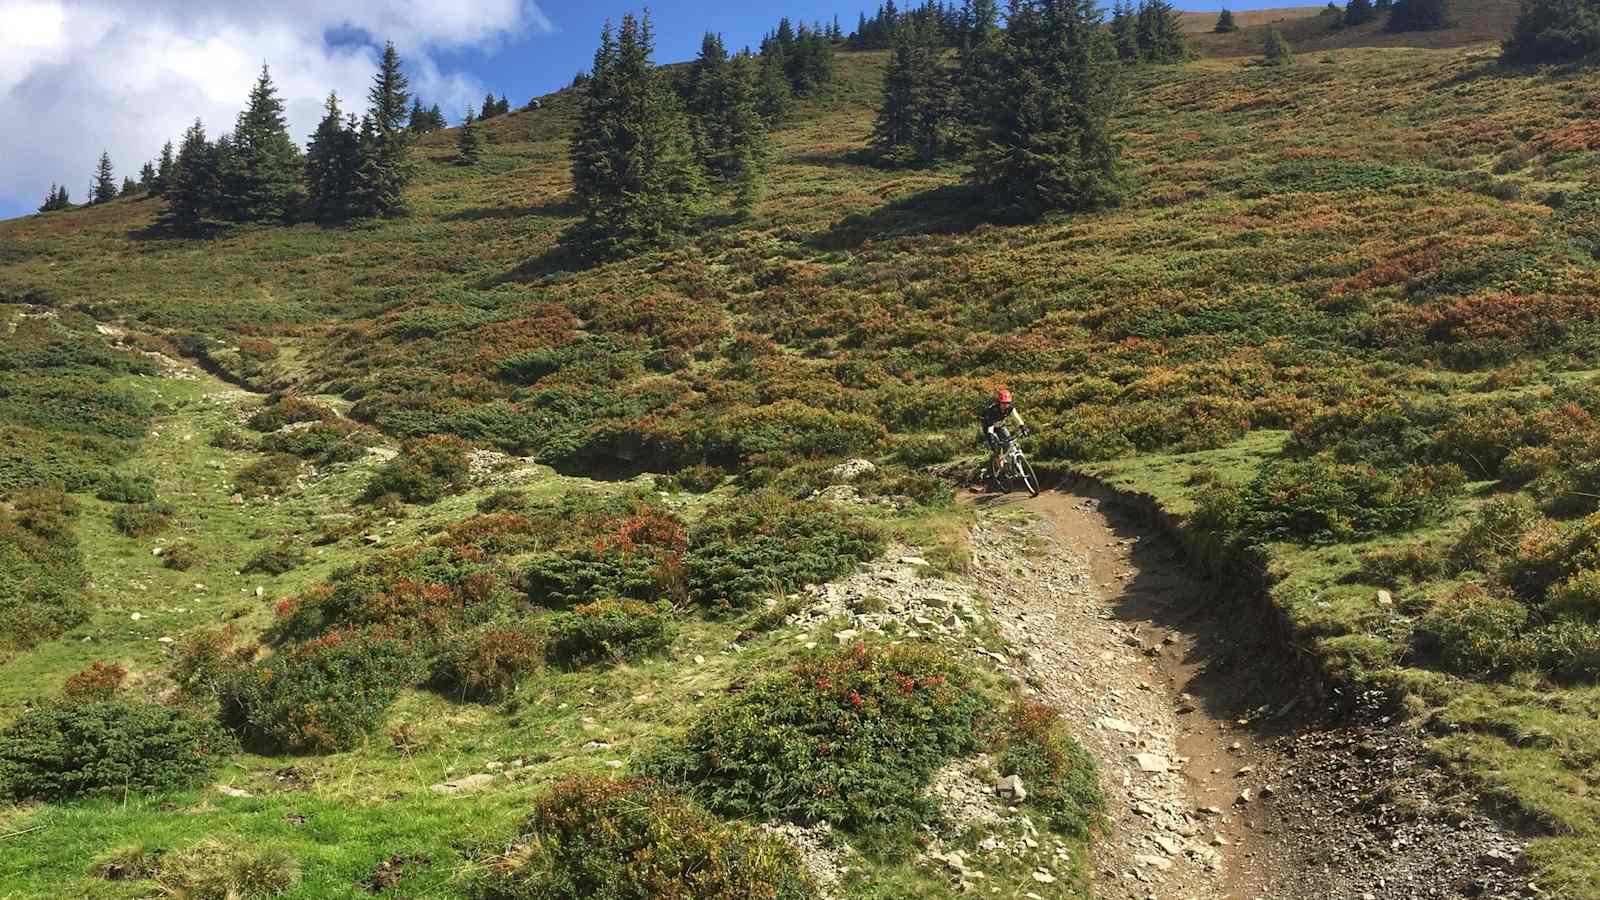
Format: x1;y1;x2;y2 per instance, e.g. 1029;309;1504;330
979;387;1027;482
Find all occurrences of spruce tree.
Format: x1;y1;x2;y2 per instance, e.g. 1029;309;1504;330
1135;0;1188;62
1387;0;1449;30
120;176;138;197
139;162;157;193
569;13;706;252
954;0;1003;151
222;64;300;221
39;184;63;212
1263;27;1295;63
481;92;498;119
352;41;414;218
1504;0;1600;60
1215;8;1238;31
92;152;117;204
971;0;1124;217
757;49;793;123
456;106;483;164
1110;0;1140;59
305;92;361;222
688;37;768;208
163;119;217;234
408;99;429;132
496;94;512;116
872;14;950;165
428;103;447;130
156;141;175;194
1345;0;1377;25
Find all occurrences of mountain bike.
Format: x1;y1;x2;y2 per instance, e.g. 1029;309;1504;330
986;425;1040;498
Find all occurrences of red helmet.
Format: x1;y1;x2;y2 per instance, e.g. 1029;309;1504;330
996;387;1012;405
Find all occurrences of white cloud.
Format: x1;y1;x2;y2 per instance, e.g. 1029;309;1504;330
0;0;547;207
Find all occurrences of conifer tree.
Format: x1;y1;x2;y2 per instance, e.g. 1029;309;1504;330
456;106;483;164
1263;27;1295;63
163;119;217;234
872;14;951;165
1387;0;1449;30
305;91;361;222
120;176;138;197
756;48;793;123
496;94;512;116
352;40;414;218
1375;0;1393;9
1345;0;1377;26
481;92;498;119
1110;0;1140;59
38;184;68;212
156;141;175;194
92;152;117;204
221;64;300;221
688;36;768;208
428;103;447;130
139;162;157;193
1135;0;1188;62
1215;8;1239;31
1504;0;1600;60
953;0;1003;151
971;0;1124;217
570;12;705;252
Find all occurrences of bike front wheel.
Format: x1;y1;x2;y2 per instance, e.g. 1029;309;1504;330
1015;455;1040;498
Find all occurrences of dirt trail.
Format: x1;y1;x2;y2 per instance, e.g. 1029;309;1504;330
967;486;1307;899
968;484;1537;900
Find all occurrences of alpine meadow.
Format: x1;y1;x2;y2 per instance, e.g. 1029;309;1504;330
3;0;1600;898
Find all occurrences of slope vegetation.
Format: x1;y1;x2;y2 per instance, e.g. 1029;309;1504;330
3;27;1600;899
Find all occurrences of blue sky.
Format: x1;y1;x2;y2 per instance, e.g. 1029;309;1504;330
0;0;1313;223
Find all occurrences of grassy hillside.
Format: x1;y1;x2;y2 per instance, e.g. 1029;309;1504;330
1183;0;1523;56
3;24;1600;900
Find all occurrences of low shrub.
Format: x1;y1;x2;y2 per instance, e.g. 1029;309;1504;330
1241;457;1464;544
219;633;420;753
665;463;726;493
478;776;817;900
170;625;255;706
1354;543;1445;587
892;434;957;467
208;426;253;451
95;472;156;504
685;493;882;608
0;490;89;650
642;643;987;835
362;435;471;504
994;701;1104;837
153;838;302;900
0;701;235;801
430;622;543;700
258;420;376;464
62;661;127;703
477;489;530;513
1531;620;1600;682
162;540;202;571
546;599;675;668
241;542;306;576
113;501;173;537
246;395;333;432
234;454;301;499
1449;495;1542;576
1415;586;1535;676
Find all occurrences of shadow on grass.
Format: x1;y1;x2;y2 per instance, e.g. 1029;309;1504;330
442;198;578;222
788;148;878;169
126;220;231;242
809;184;1007;251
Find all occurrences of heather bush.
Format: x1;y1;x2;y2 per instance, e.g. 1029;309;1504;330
162;540;202;571
1449;495;1542;575
362;435;471;504
61;661;127;703
707;400;886;466
1241;457;1464;544
684;493;881;608
246;395;333;432
208;426;253;451
258;420;376;464
1531;620;1600;682
430;622;543;700
0;490;89;650
546;599;676;668
477;776;817;900
0;701;235;800
994;701;1104;837
170;625;255;706
1415;586;1536;676
234;454;301;499
522;549;665;608
219;633;420;753
1354;543;1445;587
892;434;957;467
95;472;156;504
241;542;306;576
664;463;727;493
272;545;517;644
642;643;987;835
112;501;174;537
